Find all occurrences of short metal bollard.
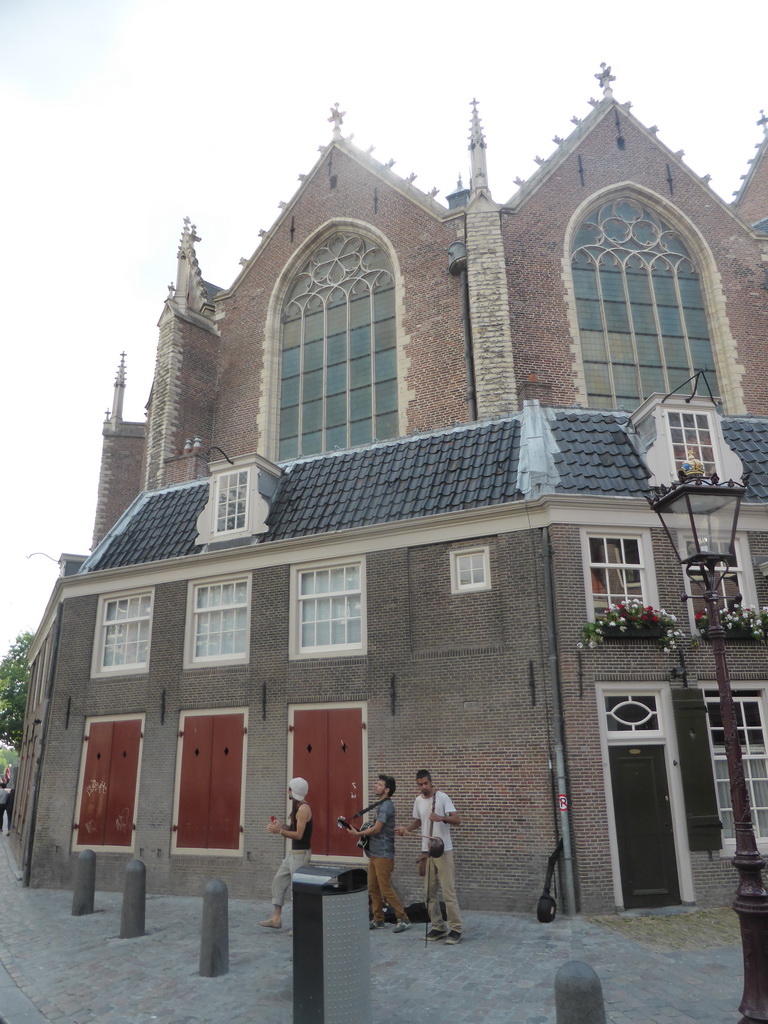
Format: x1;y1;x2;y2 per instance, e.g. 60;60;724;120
555;961;606;1024
199;879;229;978
120;859;146;939
72;849;96;917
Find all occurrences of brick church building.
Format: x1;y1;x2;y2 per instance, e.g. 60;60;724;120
16;69;768;916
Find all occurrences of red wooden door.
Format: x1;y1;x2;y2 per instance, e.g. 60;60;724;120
292;707;364;856
76;718;141;847
176;713;244;850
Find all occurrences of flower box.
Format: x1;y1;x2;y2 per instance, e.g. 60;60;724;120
696;606;768;645
698;627;757;641
579;600;683;652
602;624;662;639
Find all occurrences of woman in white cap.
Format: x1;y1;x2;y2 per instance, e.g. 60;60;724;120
260;777;312;928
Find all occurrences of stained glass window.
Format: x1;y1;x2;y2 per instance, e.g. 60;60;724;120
280;234;398;459
572;200;719;409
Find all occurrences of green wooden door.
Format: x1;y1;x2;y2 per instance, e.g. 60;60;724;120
609;744;681;909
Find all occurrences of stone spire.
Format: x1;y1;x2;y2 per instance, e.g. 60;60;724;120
93;350;146;548
469;99;489;195
170;217;210;313
109;352;127;423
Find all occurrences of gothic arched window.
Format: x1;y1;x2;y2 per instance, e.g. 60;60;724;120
279;233;398;460
572;199;719;409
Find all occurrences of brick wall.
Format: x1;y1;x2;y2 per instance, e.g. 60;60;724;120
29;533;564;913
91;425;145;548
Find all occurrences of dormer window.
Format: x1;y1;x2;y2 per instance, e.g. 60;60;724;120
215;470;249;534
196;453;281;549
630;394;743;489
667;411;715;475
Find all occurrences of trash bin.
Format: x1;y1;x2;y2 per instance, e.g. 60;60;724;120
292;864;370;1024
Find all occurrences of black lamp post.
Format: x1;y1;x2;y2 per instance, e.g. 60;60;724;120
648;458;768;1024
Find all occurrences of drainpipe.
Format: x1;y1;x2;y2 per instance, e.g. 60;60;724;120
23;603;62;887
541;527;577;915
447;241;477;421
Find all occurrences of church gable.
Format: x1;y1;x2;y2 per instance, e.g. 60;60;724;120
210;128;470;465
732;114;768;228
499;89;768;417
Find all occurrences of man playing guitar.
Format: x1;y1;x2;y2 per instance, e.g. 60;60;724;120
343;774;411;933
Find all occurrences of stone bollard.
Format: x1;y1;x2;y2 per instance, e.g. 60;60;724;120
555;961;606;1024
199;879;229;978
120;859;146;939
72;849;96;916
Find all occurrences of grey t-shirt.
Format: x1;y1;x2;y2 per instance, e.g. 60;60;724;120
367;798;395;858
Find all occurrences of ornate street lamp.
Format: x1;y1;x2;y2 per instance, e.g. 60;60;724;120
648;455;768;1024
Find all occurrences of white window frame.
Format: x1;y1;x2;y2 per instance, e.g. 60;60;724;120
679;533;756;632
184;575;251;669
91;590;153;678
704;685;768;855
580;529;658;618
214;469;250;535
665;409;718;476
450;547;491;594
290;557;366;659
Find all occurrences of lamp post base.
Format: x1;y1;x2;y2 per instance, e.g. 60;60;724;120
736;889;768;1022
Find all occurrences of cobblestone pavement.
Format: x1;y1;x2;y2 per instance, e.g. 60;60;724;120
0;840;746;1024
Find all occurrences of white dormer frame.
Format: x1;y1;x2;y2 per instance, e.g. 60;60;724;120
195;452;282;548
630;393;744;489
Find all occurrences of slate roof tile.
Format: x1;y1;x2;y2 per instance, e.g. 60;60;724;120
267;420;522;541
82;411;768;574
722;417;768;501
550;410;650;496
84;481;209;572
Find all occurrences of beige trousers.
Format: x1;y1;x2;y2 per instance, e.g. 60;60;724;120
424;849;462;933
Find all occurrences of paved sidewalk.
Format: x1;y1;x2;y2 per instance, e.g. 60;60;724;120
0;839;745;1024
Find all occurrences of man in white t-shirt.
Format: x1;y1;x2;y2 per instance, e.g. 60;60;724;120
396;769;463;944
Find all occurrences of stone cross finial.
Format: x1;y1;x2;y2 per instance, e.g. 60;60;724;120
758;110;768;132
328;102;346;136
595;62;616;95
182;216;201;244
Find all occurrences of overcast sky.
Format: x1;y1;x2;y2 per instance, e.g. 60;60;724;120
1;0;766;654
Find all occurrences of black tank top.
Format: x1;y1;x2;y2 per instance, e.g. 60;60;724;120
291;802;313;850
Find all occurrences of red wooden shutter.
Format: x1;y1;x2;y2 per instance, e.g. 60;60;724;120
176;713;244;850
77;718;141;847
292;707;363;857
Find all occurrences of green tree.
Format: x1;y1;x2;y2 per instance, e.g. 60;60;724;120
0;631;33;751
